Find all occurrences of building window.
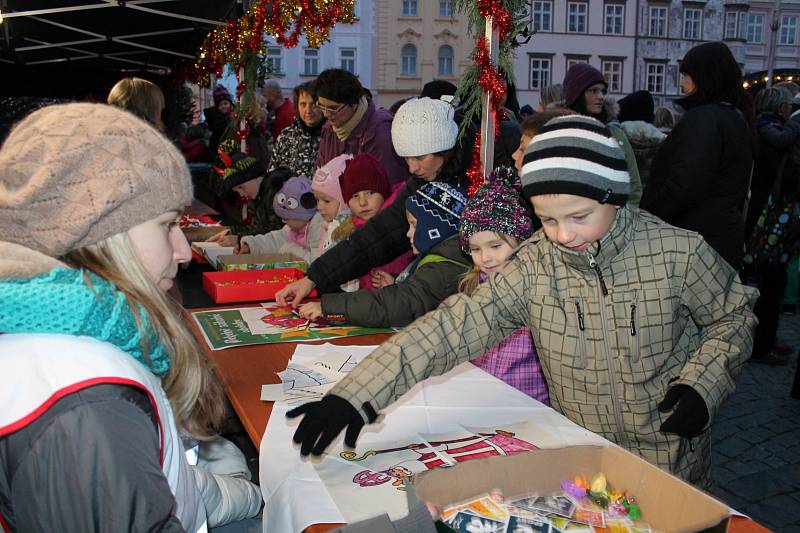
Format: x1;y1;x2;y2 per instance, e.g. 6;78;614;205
646;63;665;94
683;8;702;40
437;45;454;76
780;15;798;45
566;56;589;72
303;48;319;76
649;6;667;37
567;2;588;33
604;4;624;35
747;13;764;43
401;44;417;76
402;0;418;16
265;46;282;74
602;60;622;93
738;12;748;40
725;11;738;40
340;48;356;74
529;56;551;90
439;0;453;17
532;1;552;32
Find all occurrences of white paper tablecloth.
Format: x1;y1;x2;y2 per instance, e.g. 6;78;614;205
259;353;609;533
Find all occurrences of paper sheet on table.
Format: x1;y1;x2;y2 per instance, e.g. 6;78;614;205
259;361;608;533
259;344;378;404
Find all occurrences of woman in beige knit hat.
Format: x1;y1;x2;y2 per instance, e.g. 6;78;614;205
0;103;261;531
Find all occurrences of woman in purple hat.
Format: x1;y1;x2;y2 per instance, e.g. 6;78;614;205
563;63;642;205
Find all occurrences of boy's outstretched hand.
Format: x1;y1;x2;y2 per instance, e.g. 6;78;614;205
658;384;709;438
298;302;323;320
287;395;372;456
276;277;315;307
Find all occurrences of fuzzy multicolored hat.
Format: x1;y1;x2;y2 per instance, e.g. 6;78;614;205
520;114;629;206
0;103;192;257
341;153;391;201
273;175;317;221
216;151;267;194
312;153;351;206
392;97;458;157
459;166;534;253
406;182;467;255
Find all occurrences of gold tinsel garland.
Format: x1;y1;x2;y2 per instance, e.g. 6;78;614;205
194;0;356;87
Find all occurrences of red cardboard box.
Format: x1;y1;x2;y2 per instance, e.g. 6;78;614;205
202;268;316;303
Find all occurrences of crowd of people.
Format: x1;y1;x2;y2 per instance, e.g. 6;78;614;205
1;39;800;532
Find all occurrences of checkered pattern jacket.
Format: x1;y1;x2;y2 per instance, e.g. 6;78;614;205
330;206;758;486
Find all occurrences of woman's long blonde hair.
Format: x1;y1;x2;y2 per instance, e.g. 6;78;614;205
458;233;520;296
63;231;225;438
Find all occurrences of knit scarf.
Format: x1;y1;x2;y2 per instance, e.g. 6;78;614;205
332;97;368;141
0;267;170;376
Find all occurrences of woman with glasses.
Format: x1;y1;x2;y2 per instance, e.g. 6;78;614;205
313;69;407;185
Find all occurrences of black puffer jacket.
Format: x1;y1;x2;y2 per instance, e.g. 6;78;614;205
320;235;470;328
640;96;753;269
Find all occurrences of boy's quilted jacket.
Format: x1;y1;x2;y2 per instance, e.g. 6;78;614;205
329;205;758;487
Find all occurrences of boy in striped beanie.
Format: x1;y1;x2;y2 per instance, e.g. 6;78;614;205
288;115;758;493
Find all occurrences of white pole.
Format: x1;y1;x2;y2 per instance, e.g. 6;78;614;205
479;17;499;179
766;0;781;88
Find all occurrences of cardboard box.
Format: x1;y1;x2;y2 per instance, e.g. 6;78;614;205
202;268;315;303
182;225;228;243
411;446;730;533
217;253;308;273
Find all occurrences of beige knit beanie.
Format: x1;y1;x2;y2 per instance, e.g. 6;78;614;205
0;103;193;257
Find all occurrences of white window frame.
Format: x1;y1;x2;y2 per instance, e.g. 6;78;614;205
683;8;702;40
567;2;588;33
402;0;418;17
439;0;453;17
646;62;666;94
303;48;319;76
566;57;589;72
532;1;553;32
725;11;738;40
529;56;551;90
649;6;667;37
738;12;748;40
780;15;798;45
401;44;417;76
340;48;356;74
604;3;625;35
602;60;623;93
747;13;764;43
265;46;282;75
437;45;454;76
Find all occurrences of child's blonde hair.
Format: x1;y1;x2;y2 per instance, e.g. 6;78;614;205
63;231;225;439
107;77;166;130
459;232;520;296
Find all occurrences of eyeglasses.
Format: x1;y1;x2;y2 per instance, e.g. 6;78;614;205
315;101;347;115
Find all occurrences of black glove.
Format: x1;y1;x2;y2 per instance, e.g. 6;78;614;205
286;395;375;456
658;384;709;438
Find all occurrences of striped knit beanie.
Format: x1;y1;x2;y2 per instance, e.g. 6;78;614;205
520;114;629;206
459;166;534;253
406;182;467;255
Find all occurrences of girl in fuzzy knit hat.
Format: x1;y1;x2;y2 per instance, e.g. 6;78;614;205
458;167;549;403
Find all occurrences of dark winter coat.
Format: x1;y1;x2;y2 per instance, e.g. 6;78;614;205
320;235;471;328
640;96;753;269
619;120;667;190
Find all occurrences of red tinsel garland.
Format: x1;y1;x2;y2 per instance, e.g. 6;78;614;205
476;0;512;41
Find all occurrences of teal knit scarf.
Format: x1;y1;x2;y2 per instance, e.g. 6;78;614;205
0;268;169;376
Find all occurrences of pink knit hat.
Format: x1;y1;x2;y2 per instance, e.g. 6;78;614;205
0;103;192;257
312;153;351;206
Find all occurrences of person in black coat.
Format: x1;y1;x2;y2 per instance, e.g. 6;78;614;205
640;42;755;270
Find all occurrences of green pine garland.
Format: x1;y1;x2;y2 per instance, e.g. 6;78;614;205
453;0;530;138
